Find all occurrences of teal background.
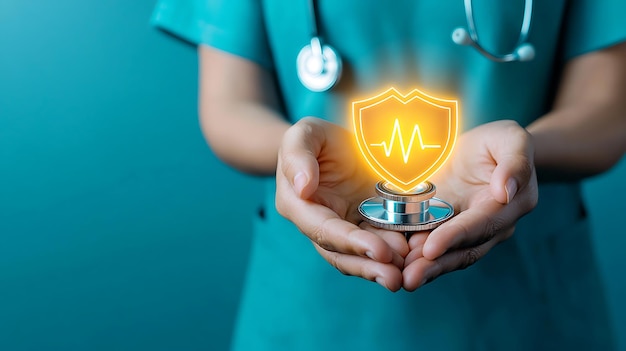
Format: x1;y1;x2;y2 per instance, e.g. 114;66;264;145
0;1;261;350
0;1;623;350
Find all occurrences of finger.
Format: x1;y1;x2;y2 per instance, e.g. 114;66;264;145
358;224;409;269
278;118;325;199
314;243;403;292
407;231;429;250
403;231;510;291
421;200;516;260
277;173;394;262
389;244;408;269
390;250;406;270
298;204;395;263
404;233;429;267
405;248;424;269
359;222;410;257
486;122;534;204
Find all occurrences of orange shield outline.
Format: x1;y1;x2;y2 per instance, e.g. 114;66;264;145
352;87;459;192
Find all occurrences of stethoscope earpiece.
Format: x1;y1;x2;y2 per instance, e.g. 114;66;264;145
515;43;535;61
451;27;472;46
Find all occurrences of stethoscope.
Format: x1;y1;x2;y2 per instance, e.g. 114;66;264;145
297;0;536;92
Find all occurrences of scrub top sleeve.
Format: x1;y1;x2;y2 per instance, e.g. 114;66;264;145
561;0;626;60
151;0;274;70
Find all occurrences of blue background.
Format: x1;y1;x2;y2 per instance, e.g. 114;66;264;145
0;1;623;350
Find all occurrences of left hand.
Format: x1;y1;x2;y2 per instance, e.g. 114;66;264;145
276;117;409;292
402;120;539;291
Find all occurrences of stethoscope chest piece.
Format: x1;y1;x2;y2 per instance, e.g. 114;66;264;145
297;37;342;92
359;181;454;233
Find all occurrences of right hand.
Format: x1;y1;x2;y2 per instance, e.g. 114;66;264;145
275;117;409;291
401;120;538;290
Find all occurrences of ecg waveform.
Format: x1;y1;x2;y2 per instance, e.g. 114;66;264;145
370;118;441;164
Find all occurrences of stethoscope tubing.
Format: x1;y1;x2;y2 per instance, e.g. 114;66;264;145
462;0;534;62
298;0;535;91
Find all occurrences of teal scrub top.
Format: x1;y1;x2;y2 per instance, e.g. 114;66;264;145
152;1;626;350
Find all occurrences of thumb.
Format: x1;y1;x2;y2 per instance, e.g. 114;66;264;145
488;123;535;204
278;118;323;199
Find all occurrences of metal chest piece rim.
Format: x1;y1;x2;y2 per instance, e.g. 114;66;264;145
358;181;454;232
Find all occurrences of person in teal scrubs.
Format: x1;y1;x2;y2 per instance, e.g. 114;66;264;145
153;1;626;350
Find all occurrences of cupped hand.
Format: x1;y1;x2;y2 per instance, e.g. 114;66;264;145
402;120;539;290
276;117;409;291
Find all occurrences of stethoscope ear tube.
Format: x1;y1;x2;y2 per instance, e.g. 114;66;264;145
297;0;342;92
452;0;535;63
298;0;535;92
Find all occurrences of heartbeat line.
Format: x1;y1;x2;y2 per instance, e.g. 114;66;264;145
370;118;441;163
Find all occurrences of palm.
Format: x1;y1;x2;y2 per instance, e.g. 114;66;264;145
431;130;500;212
311;128;376;224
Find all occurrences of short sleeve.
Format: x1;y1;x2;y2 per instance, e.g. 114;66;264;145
151;0;274;69
561;0;626;60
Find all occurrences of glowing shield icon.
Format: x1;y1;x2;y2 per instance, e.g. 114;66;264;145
352;87;459;192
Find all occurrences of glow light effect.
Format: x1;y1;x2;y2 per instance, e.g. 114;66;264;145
370;118;442;164
352;87;459;192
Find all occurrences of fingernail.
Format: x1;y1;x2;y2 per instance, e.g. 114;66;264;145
375;277;386;288
420;278;429;287
365;251;375;260
293;172;308;196
505;178;518;204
